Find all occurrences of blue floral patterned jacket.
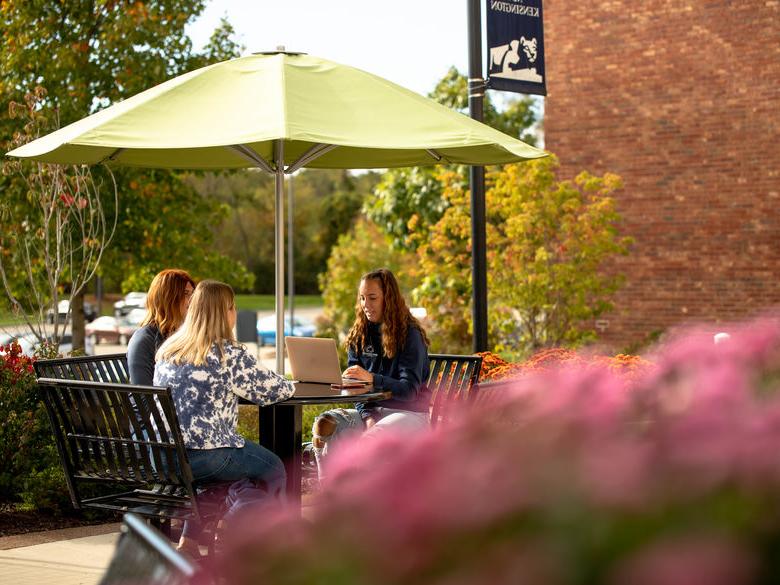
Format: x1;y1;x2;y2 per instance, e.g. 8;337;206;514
154;343;295;449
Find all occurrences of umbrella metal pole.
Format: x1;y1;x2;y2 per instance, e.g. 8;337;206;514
275;140;286;374
288;174;295;343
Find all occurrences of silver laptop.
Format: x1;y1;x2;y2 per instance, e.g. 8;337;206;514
285;337;369;385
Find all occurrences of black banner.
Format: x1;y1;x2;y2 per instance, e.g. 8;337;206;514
486;0;546;96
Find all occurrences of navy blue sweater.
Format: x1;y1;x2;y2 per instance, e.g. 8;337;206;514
127;325;164;386
351;322;430;420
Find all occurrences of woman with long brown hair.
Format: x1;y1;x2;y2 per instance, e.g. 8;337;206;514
312;268;430;475
127;269;196;385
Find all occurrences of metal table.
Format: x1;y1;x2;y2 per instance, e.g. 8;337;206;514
256;383;390;505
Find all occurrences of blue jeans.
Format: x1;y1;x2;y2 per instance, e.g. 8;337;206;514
183;441;286;539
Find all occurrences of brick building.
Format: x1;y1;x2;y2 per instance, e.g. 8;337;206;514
543;0;780;348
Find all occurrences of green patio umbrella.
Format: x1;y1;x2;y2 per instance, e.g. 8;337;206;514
7;51;547;371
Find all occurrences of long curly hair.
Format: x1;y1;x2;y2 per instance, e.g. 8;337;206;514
346;268;430;358
140;269;196;338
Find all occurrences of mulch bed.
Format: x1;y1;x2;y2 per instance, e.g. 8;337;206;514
0;503;119;537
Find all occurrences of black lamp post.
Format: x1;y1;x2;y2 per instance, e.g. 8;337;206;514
467;0;488;353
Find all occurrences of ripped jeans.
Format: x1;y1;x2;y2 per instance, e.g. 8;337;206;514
311;407;429;479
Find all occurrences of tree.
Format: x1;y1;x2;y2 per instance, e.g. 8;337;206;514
367;166;452;251
365;67;537;251
427;66;538;144
414;156;633;355
318;218;417;341
0;88;117;349
186;169;380;294
1;3;250;346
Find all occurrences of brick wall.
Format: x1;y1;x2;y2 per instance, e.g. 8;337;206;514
543;0;780;348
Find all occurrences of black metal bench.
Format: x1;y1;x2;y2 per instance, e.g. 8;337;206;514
427;353;483;427
37;376;226;551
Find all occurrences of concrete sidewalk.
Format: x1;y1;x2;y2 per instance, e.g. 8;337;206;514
0;524;119;585
0;506;320;584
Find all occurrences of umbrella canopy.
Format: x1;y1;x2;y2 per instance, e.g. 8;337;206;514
7;52;547;372
8;52;545;169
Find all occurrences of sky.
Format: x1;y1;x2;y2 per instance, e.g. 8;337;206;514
185;0;474;97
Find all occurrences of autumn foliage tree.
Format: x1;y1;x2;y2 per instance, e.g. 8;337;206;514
415;155;632;355
318;218;417;341
365;68;538;252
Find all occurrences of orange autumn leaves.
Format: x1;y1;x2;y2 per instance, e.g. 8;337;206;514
477;348;652;382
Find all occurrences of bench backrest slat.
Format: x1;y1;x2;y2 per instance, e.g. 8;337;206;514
427;354;483;427
34;353;130;384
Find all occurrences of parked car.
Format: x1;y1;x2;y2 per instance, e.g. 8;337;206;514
119;308;147;343
85;316;123;345
57;332;95;356
46;299;98;324
0;332;37;354
1;332;94;356
256;314;316;346
114;292;147;317
86;308;147;345
0;332;18;346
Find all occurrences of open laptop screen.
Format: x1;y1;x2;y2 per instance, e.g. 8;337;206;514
285;337;368;385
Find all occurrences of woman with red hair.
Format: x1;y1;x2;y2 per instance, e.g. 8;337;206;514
127;268;196;385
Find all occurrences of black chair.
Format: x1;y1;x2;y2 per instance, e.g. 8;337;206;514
99;513;199;585
427;353;483;427
34;353;130;384
38;377;225;547
300;353;484;483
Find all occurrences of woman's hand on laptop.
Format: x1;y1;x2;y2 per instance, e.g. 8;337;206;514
342;365;372;383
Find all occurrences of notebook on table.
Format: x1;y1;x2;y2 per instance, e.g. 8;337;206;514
285;337;370;388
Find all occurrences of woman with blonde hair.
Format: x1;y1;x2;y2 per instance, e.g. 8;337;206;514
312;268;430;476
127;268;196;385
154;279;294;557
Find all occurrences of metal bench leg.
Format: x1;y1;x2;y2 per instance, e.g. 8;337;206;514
149;517;173;540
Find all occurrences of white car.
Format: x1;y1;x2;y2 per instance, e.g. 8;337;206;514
85;315;124;344
0;332;94;356
57;332;95;356
114;292;147;317
86;308;147;345
46;299;98;324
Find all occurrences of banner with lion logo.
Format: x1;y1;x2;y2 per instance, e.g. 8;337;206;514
486;0;546;96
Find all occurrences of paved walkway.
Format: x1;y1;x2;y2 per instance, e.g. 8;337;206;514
0;503;319;584
0;524;119;585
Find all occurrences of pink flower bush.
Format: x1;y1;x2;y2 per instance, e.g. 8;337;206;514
212;317;780;585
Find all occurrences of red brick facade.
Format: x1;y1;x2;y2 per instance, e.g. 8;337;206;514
543;0;780;348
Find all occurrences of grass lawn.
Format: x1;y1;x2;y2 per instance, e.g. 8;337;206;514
235;294;322;311
0;315;26;328
238;403;348;444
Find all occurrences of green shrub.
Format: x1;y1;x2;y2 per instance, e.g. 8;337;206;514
19;457;71;513
0;341;71;511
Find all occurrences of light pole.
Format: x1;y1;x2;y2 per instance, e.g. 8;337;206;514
467;0;488;352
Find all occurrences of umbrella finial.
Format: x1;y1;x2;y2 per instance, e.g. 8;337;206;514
252;47;306;56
